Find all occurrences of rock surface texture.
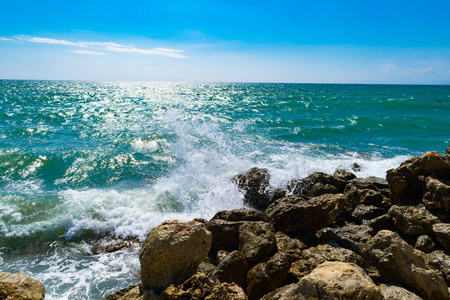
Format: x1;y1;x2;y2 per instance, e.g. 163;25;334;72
0;272;45;300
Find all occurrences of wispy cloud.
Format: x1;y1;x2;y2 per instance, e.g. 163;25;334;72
405;67;435;75
2;35;188;58
383;64;396;74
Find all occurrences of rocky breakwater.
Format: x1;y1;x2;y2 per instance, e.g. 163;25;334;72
103;149;450;300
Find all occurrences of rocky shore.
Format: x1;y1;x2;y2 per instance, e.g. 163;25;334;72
2;147;450;300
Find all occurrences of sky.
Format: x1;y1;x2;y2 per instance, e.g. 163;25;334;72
0;0;449;84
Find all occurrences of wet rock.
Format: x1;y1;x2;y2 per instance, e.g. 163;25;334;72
233;167;272;210
414;235;436;253
317;224;373;255
388;205;441;235
351;204;386;221
352;162;362;172
211;250;248;289
299;261;382;299
246;252;292;300
366;230;448;300
139;220;212;293
305;182;338;197
378;284;422;300
93;239;139;255
275;231;308;260
294;172;347;194
289;243;364;281
206;219;240;253
259;283;308;300
238;221;276;267
160;272;247;300
364;214;396;232
334;169;357;181
386;151;450;204
432;223;450;250
0;272;45;300
426;250;450;285
266;193;347;233
423;177;450;213
211;209;270;222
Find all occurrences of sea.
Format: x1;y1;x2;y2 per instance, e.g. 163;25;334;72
0;80;449;299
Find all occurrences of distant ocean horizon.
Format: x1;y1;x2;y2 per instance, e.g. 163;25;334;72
0;80;449;299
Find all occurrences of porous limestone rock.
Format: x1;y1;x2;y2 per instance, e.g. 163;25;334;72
351;204;386;221
333;169;357;181
211;209;270;222
232;167;272;210
432;223;450;250
293;172;347;195
423;177;450;213
0;272;45;300
317;224;374;255
414;235;436;253
211;250;248;288
275;231;308;260
298;261;382;300
238;221;276;266
388;205;440;235
206;219;240;253
378;284;422;300
139;220;212;293
259;283;308;300
426;250;450;285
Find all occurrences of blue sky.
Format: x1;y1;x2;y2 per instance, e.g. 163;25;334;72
0;0;449;83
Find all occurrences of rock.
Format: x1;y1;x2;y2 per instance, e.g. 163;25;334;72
0;272;45;300
216;250;229;265
102;284;150;300
334;169;357;181
211;209;270;222
432;223;450;250
260;283;308;300
363;176;390;189
298;261;382;299
206;219;240;253
364;214;396;232
246;252;292;300
93;238;139;255
233;167;272;210
352;162;362;172
275;231;308;260
347;178;380;192
317;224;374;255
294;172;347;195
378;284;422;300
198;261;216;276
159;272;247;300
305;183;338;197
211;250;248;288
289;243;364;281
344;186;384;207
426;250;450;285
139;220;212;293
386;151;450;204
266;193;347;233
388;205;441;235
366;230;449;300
351;204;386;221
238;221;276;267
423;177;450;213
414;235;436;253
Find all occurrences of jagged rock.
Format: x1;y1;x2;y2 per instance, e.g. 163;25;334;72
426;250;450;285
317;224;373;255
275;231;308;260
334;169;357;181
414;235;436;253
298;261;382;299
289;243;364;281
233;167;272;210
432;223;450;250
139;220;212;293
0;272;45;300
198;261;216;276
266;193;347;233
378;284;422;300
93;239;139;255
346;178;380;192
423;177;450;213
211;209;270;222
260;283;308;300
246;252;292;300
351;204;386;221
216;250;229;265
366;230;448;300
306;182;338;197
363;176;390;189
102;284;155;300
211;250;248;288
388;205;441;235
206;219;240;253
447;145;450;155
159;272;247;300
293;172;347;195
364;214;396;232
238;221;276;267
352;162;362;172
344;186;384;207
386;151;450;204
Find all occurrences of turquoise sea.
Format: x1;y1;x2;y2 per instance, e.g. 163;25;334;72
0;80;449;299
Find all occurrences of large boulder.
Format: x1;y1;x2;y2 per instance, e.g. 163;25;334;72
246;252;292;300
293;172;347;195
317;224;374;255
378;284;422;300
159;273;247;300
298;261;382;299
266;193;347;233
139;220;212;293
211;250;248;289
233;167;272;210
333;169;357;181
238;221;276;267
423;177;450;213
366;230;448;300
0;272;45;300
388;205;441;235
432;223;450;250
386;151;450;204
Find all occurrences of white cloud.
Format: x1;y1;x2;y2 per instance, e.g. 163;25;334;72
405;67;435;75
383;64;396;74
0;37;14;41
3;35;187;58
71;50;106;55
